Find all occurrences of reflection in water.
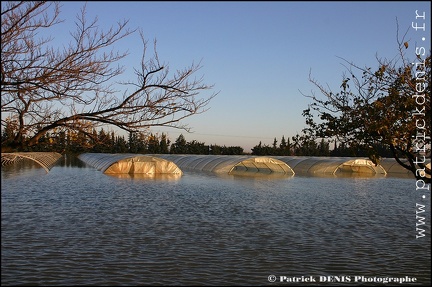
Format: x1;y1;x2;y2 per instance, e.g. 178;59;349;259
60;154;88;168
225;169;294;179
299;171;387;179
1;158;46;179
1;155;430;286
105;173;182;181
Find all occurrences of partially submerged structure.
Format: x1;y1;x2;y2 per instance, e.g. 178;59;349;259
273;156;389;176
78;153;419;179
155;155;416;178
1;152;419;179
1;152;62;172
78;153;183;176
152;154;294;176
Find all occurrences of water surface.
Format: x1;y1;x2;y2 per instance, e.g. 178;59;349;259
1;156;430;285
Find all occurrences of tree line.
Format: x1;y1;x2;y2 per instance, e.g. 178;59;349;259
1;120;244;155
2;117;393;157
251;135;394;157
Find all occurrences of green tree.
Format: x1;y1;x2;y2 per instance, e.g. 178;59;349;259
302;35;430;182
210;144;222;155
285;137;292;156
171;134;188;154
128;132;139;153
66;129;90;153
222;145;244;155
318;138;330;156
279;135;291;155
159;133;170;154
272;138;278;150
147;133;161;154
114;135;128;153
90;128;111;153
187;140;208;154
251;141;263;155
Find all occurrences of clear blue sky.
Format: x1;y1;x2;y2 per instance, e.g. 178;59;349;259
57;1;430;152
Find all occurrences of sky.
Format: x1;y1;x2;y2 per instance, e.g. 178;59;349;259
55;1;430;152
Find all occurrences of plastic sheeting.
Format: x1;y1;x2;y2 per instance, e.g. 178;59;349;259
154;155;388;175
79;153;428;179
155;155;416;177
1;152;62;172
273;156;388;175
150;154;295;175
379;158;415;176
78;153;182;175
379;158;431;179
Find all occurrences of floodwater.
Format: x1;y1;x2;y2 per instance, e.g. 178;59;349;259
1;156;430;286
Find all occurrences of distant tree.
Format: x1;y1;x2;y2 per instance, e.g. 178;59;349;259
159;133;170;154
171;134;187;154
289;132;320;156
187;140;208;154
286;137;292;156
222;145;244;155
318;138;330;156
302;30;430;182
251;141;263;155
128;131;147;153
147;133;161;154
66;129;90;153
1;2;217;151
290;134;299;156
279;136;287;153
272;138;278;150
92;128;112;153
330;141;356;157
252;137;296;156
113;135;128;153
278;135;291;155
251;141;274;156
210;144;222;155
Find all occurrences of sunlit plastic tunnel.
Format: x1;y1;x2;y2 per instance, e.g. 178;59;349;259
155;155;390;176
150;154;295;176
78;153;183;177
273;156;389;176
78;153;423;179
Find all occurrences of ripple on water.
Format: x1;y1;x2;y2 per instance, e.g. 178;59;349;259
1;165;430;286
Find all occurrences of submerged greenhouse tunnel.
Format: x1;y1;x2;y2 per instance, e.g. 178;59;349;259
273;156;389;176
78;153;183;175
1;152;62;172
151;154;295;176
78;153;295;176
154;155;416;177
78;153;424;178
274;156;427;177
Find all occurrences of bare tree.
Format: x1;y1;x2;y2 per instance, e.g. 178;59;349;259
1;1;217;151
